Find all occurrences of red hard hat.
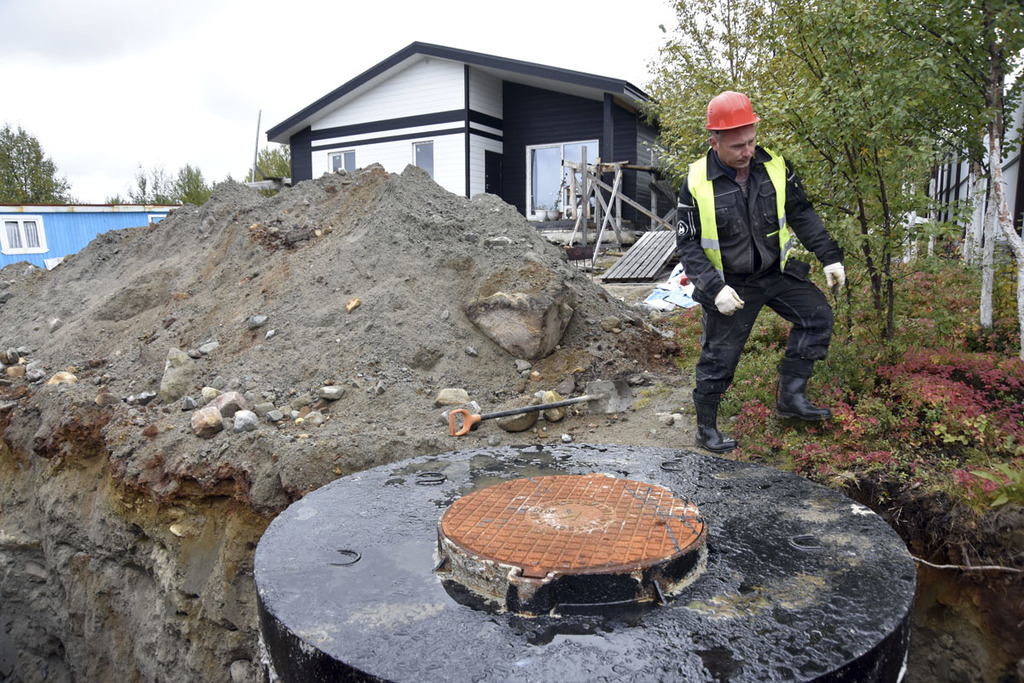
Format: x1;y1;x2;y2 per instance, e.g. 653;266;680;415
706;91;760;131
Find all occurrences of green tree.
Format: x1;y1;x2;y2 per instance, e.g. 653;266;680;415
173;164;213;206
128;164;176;204
246;145;291;182
0;124;73;203
125;164;215;206
244;145;291;197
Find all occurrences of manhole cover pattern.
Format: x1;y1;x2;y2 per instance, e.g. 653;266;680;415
440;473;704;577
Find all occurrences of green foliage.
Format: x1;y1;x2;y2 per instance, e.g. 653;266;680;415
128;165;176;205
969;463;1024;507
125;163;215;206
663;259;1024;511
174;165;213;206
0;123;73;203
247;145;290;182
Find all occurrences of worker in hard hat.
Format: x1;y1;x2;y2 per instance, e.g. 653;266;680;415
675;91;845;453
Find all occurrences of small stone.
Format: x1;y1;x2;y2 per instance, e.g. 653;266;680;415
6;366;25;378
198;341;220;355
96;389;121;407
247;315;268;329
230;660;255;683
265;329;276;340
600;316;622;333
496;399;541;433
561;433;573;443
659;413;676;426
252;402;275;417
266;410;285;423
48;318;63;333
201;387;221;403
233;410;259;432
211;391;248;418
541;390;566;422
46;371;77;385
434;388;470;407
25;368;46;383
303;411;326;427
514;360;533;373
190;405;224;438
127;391;157;406
464;346;478;357
289;393;313;410
345;298;361;313
187;349;202;359
318;386;345;401
180;396;198;411
142;424;159;438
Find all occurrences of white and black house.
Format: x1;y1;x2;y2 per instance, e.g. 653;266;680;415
266;42;659;225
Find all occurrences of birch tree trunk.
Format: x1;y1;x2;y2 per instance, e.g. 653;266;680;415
981;180;996;328
964;160;985;266
988;129;1024;359
983;32;1024;358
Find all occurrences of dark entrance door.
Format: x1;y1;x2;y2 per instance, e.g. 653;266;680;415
485;151;503;196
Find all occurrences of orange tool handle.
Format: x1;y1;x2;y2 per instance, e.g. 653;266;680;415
448;408;482;436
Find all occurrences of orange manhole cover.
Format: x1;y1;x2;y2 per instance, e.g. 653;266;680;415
436;473;707;615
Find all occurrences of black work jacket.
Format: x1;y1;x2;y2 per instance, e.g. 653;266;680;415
675;146;842;300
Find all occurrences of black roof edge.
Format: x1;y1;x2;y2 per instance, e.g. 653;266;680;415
266;41;650;142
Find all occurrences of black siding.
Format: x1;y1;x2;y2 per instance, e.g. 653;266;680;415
290;128;313;183
501;82;604;215
501;82;654;226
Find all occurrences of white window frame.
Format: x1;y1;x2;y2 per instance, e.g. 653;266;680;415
330;150;356;173
2;215;47;254
525;139;599;221
413;140;434;178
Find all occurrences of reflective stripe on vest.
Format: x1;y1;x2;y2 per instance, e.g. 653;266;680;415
686;148;793;278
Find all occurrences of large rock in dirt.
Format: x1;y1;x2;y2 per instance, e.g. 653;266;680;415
465;282;577;360
158;348;194;403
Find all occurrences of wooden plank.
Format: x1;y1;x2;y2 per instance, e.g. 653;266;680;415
602;230;678;283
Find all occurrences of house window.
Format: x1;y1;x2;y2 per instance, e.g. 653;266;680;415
2;216;47;254
414;141;434;178
331;150;356;173
527;140;599;220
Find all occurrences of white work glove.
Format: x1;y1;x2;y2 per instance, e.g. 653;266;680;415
713;285;745;316
824;262;846;289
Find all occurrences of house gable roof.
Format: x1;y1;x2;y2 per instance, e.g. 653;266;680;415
266;42;651;143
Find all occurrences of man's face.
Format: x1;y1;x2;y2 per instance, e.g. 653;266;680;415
709;124;757;171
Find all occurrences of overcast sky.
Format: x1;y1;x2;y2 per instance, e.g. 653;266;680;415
0;0;676;203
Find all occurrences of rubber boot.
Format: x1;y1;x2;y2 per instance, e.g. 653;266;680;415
694;400;737;453
776;374;831;421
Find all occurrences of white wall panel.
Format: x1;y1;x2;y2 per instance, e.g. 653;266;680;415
315;59;465;131
468;69;502;118
311;133;466;196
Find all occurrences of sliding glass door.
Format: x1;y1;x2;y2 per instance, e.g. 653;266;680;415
527;139;598;220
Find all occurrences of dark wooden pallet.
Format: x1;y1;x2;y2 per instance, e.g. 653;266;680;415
601;230;677;283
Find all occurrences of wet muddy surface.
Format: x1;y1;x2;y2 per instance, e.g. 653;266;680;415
256;444;916;682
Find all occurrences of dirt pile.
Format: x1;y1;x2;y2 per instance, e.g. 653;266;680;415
1;165;686;512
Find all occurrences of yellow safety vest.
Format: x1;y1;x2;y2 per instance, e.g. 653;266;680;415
686;148;794;278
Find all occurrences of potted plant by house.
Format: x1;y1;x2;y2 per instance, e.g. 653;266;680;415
547;180;565;221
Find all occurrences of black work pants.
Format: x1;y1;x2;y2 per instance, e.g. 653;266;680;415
692;269;833;404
